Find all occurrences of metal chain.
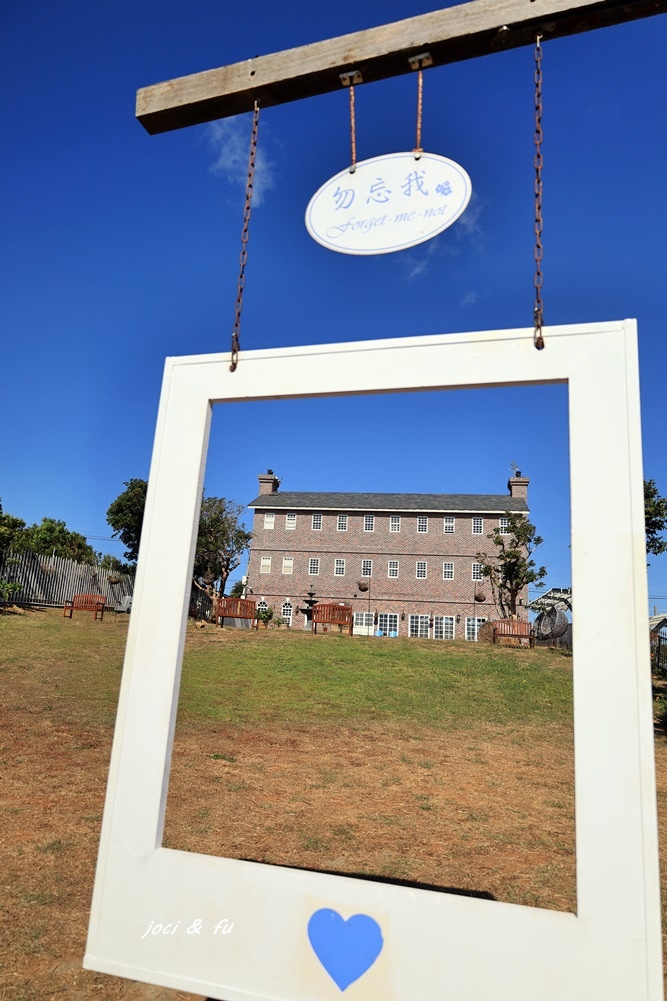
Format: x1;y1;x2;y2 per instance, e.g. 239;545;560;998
533;34;545;350
230;100;260;372
349;83;357;171
414;68;423;156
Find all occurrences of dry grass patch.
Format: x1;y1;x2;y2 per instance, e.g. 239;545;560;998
165;720;575;912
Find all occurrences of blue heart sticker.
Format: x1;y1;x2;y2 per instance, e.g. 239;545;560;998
307;908;384;991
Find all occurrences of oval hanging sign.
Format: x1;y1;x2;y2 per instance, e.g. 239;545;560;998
305;151;472;256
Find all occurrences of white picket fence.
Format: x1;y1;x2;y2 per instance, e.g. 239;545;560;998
0;549;134;609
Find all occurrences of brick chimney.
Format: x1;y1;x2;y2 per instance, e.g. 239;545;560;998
258;470;280;495
507;470;529;500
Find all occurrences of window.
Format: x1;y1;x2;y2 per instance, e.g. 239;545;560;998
377;613;399;637
442;562;454;580
259;556;271;574
282;557;293;575
433;616;455;640
334;559;346;576
285;513;296;530
353;611;375;636
263;512;275;530
472;563;484;581
337;514;348;531
390;515;401;532
417;515;428;533
312;513;322;530
499;517;510;534
472;517;483;534
388;560;399;578
416;561;427;579
409;614;430;638
443;516;455;533
466;616;486;642
308;558;320;575
281;601;293;627
361;560;373;577
364;515;375;532
257;600;268;613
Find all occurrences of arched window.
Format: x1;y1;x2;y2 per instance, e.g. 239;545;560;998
281;601;293;626
257;599;268;613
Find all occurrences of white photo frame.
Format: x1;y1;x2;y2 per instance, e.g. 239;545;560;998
85;321;663;1001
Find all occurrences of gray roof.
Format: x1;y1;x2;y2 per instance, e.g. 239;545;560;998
248;491;528;514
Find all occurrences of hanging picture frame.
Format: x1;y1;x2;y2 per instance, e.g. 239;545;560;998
85;320;662;1001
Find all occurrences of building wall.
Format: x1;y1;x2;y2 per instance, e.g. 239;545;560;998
246;506;526;638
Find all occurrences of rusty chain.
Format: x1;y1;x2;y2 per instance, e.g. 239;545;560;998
230;100;260;372
533;34;545;350
414;68;424;156
349;83;357;171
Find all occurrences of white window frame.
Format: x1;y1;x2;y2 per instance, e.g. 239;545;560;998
363;514;375;532
87;323;661;1001
263;512;275;530
465;616;487;642
417;515;428;533
499;516;510;534
281;557;293;575
360;559;373;578
337;514;348;531
433;615;455;640
256;599;268;613
353;610;374;636
443;516;455;533
285;512;296;530
408;613;430;639
442;562;454;580
416;560;427;579
308;558;320;576
334;558;345;576
377;612;399;637
311;513;322;530
471;562;484;581
389;514;401;532
259;556;271;574
387;560;399;578
281;601;292;626
472;516;484;535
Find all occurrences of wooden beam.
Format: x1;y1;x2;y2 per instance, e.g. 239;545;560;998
137;0;667;134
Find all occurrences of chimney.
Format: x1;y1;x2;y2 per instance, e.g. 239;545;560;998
258;470;280;495
507;470;529;500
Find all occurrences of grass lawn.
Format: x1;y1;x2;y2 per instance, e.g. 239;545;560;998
0;607;662;999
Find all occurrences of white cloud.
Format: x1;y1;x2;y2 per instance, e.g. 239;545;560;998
462;291;477;307
207;116;276;207
401;191;485;281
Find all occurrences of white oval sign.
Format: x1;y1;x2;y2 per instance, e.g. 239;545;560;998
305;151;472;255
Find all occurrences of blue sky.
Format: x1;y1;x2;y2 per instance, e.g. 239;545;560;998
2;1;666;609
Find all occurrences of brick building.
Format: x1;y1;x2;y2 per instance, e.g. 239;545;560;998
245;471;531;640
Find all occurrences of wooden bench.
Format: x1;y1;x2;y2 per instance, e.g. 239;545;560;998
63;593;106;621
312;603;354;636
214;597;257;628
491;618;535;648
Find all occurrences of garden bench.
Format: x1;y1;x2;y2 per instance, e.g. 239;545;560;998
63;593;106;621
492;618;535;648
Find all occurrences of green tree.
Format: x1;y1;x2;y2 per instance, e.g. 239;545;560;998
645;479;667;557
229;580;245;598
20;517;96;564
97;553;133;576
106;479;148;564
476;512;547;619
0;500;26;559
193;497;252;599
